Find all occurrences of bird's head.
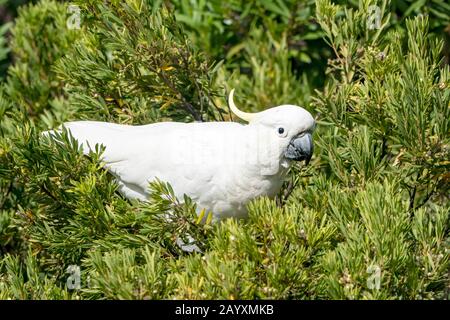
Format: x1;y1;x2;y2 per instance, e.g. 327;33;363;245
228;89;315;165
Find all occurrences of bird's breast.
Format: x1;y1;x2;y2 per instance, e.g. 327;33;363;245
196;165;287;220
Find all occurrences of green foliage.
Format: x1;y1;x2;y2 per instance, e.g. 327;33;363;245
0;251;74;299
171;0;329;110
4;0;78;120
315;0;449;209
0;22;11;65
55;0;223;125
0;0;32;78
0;0;449;300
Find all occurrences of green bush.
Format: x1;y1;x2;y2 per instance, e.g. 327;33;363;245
4;0;78;121
0;0;448;299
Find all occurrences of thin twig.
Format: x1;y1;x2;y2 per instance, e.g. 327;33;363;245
408;185;417;215
157;71;202;121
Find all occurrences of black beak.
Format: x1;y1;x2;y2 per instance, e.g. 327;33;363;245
284;132;313;165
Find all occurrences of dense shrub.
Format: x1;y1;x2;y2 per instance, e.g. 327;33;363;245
0;0;448;299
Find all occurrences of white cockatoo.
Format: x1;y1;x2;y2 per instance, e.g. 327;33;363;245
45;89;315;222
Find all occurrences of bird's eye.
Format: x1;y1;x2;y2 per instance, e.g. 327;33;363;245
277;127;287;137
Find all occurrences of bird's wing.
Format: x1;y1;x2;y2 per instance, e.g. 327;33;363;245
59;121;183;198
57;121;246;205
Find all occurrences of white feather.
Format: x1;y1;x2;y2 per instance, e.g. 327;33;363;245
46;104;315;221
